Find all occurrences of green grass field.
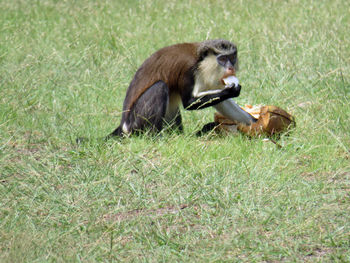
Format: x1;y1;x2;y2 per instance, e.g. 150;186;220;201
1;0;349;261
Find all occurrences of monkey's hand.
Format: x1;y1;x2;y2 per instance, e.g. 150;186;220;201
224;84;241;98
184;84;241;110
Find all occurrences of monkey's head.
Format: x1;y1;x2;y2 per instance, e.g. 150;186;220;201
196;39;239;90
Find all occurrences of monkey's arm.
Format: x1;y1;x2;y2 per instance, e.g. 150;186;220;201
183;85;241;110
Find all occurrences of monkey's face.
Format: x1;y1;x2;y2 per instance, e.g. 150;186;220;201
217;52;238;81
196;52;239;90
193;39;240;96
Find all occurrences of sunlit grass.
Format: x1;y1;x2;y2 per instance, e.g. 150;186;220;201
0;0;349;261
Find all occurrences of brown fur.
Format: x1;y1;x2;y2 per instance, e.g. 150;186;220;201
123;42;200;116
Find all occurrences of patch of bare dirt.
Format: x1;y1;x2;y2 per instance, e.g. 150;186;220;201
303;247;333;262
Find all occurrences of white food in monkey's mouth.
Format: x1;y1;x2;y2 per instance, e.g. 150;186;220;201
223;76;239;88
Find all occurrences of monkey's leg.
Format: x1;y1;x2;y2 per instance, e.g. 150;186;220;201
163;104;183;133
173;110;184;132
123;81;169;135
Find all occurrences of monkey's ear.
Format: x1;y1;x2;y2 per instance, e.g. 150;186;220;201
199;49;209;60
199;45;215;60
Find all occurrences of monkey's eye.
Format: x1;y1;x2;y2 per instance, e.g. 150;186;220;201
227;53;237;65
217;55;227;67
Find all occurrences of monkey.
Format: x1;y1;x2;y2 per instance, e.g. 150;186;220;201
105;39;246;139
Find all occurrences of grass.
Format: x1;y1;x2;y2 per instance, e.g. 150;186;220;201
1;0;349;261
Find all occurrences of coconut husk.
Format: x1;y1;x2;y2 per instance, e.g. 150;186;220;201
214;105;295;136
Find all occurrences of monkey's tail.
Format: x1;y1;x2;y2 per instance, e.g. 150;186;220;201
75;126;124;144
104;125;124;141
